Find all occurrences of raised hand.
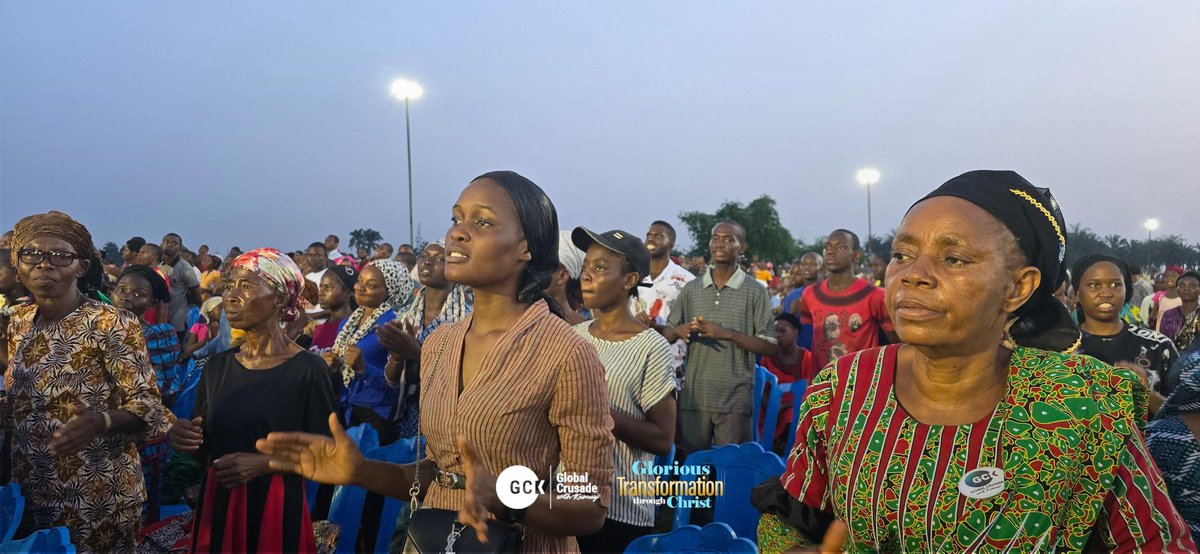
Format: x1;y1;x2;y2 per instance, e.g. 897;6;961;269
255;413;362;486
378;320;421;360
170;416;205;452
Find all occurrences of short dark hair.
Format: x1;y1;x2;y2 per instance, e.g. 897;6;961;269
308;242;327;252
165;232;181;242
1130;264;1143;276
713;220;746;242
650;220;676;241
775;312;801;331
830;229;861;251
1180;271;1200;286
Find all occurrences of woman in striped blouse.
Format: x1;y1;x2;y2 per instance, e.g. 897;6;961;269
257;171;615;552
570;226;677;552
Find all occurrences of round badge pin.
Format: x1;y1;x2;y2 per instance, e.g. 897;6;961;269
958;467;1005;499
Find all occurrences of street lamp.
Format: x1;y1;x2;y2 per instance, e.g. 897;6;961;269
1145;218;1159;241
856;168;881;253
390;78;424;245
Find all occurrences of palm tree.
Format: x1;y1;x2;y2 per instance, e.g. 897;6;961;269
349;228;384;252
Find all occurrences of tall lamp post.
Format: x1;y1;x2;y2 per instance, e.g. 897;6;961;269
856;168;881;253
1145;218;1159;241
390;78;423;245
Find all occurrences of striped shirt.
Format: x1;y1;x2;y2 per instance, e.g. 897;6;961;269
667;267;776;414
141;321;181;393
574;322;675;527
782;345;1194;552
420;300;614;553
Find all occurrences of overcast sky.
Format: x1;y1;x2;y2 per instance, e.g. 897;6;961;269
2;2;1198;256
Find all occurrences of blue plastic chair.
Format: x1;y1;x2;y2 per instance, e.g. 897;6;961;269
671;442;785;543
626;522;757;553
0;484;24;543
784;379;809;456
0;526;75;553
186;305;202;329
327;435;420;554
169;360;202;420
753;365;786;450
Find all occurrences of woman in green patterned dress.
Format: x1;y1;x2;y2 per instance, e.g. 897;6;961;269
757;171;1194;552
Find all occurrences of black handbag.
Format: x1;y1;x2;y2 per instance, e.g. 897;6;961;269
401;334;523;554
402;508;521;553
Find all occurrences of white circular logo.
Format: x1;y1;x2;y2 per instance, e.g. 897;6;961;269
496;465;541;509
958;467;1005;499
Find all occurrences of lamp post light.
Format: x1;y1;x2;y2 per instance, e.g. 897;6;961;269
856;168;881;253
1145;218;1159;242
390;78;424;245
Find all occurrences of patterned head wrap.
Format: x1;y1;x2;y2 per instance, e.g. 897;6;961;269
230;248;305;323
912;170;1080;353
10;210;104;300
332;258;416;386
10;211;94;266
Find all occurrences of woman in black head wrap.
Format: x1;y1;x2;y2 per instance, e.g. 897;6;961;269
760;171;1193;552
1072;253;1179;404
257;171;615;552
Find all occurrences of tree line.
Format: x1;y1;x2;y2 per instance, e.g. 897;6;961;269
679;195;1198;270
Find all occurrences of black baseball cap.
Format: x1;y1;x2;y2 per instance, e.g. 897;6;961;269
571;227;652;287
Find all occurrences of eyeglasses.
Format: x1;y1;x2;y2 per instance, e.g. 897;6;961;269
17;248;80;267
113;285;149;300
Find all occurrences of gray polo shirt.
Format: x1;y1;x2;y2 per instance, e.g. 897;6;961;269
165;258;200;332
667;266;776;414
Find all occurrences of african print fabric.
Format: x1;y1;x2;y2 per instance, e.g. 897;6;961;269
4;301;174;552
779;344;1193;552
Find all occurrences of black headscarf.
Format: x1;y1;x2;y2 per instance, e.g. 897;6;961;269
119;264;171;304
1070;254;1133;323
473;170;564;319
326;264;359;294
915;170;1080;352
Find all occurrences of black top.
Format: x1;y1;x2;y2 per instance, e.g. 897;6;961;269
195;348;337;463
1078;323;1180;395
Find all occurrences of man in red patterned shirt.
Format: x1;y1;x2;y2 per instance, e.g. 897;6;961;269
798;229;897;371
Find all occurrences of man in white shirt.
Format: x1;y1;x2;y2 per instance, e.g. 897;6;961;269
324;234;345;261
633;221;695;385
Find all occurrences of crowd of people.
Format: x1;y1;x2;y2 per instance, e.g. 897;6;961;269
1;168;1199;552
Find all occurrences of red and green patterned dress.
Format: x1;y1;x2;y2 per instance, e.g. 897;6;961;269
764;344;1194;552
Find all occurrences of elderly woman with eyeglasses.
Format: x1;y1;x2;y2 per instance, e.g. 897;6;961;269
0;211;173;553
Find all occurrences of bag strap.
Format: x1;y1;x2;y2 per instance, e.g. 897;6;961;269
410;331;450;511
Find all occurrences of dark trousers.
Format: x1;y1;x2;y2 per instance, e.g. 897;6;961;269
576;518;654;553
348;405;402;446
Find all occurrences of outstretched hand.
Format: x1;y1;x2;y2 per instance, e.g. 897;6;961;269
255;413;363;486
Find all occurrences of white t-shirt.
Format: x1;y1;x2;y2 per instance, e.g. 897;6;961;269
631;259;696;378
305;269;329;324
306;268;328;286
